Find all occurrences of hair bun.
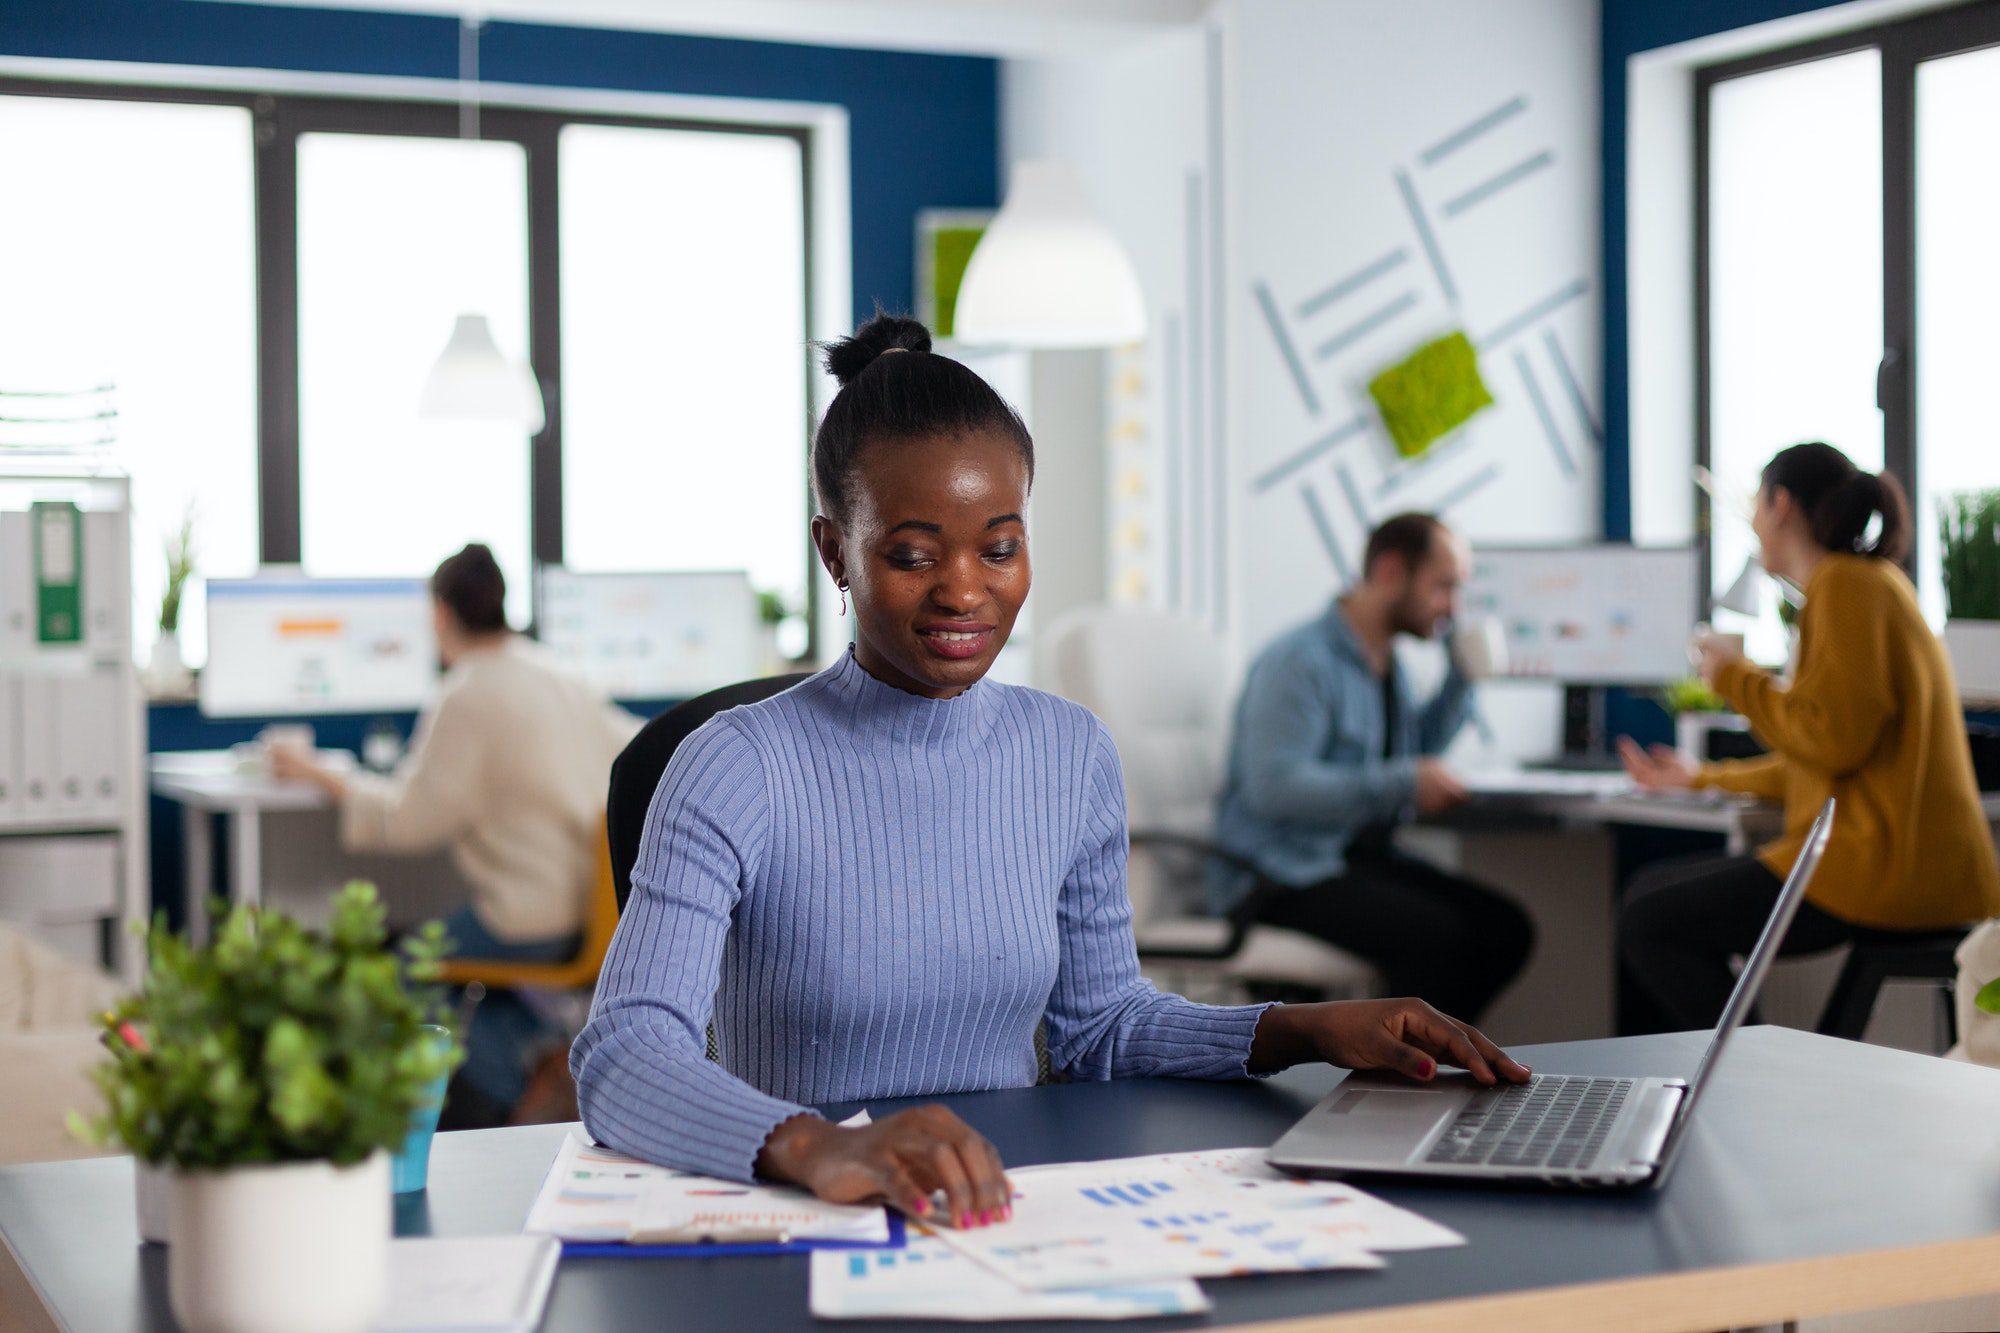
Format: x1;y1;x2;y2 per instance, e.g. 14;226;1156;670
822;312;933;388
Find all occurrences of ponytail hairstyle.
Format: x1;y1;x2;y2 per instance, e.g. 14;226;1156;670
1760;441;1911;563
430;542;509;634
811;312;1034;524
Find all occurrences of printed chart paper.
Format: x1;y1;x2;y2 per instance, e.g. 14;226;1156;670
524;1126;890;1245
926;1147;1461;1290
809;1233;1210;1322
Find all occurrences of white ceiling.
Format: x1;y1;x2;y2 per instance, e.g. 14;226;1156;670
193;0;1210;58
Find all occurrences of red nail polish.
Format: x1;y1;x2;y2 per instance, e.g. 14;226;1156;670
958;1213;971;1229
1417;1058;1435;1078
982;1210;994;1226
912;1198;930;1216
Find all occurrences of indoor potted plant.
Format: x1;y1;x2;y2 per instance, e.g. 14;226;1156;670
1941;489;2000;701
1655;675;1742;763
148;502;197;696
72;882;459;1333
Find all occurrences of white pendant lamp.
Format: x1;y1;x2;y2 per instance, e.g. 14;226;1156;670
953;160;1146;349
417;16;545;434
1712;555;1765;617
420;313;545;433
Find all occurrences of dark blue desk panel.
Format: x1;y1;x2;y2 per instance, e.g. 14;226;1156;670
5;1027;1999;1331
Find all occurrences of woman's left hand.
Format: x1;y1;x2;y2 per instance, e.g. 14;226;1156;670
1248;998;1533;1085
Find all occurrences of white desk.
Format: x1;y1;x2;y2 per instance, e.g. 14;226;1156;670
149;751;467;940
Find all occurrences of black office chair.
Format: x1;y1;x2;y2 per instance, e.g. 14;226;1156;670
1815;926;1967;1046
608;672;814;912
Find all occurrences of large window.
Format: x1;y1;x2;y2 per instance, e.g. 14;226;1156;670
1699;3;2000;646
297;132;535;627
559;124;808;608
0;94;259;664
0;77;817;665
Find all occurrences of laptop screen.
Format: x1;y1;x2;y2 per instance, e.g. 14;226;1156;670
1672;798;1836;1135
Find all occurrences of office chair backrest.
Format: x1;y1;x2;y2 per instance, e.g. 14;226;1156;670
607;672;815;913
1040;607;1234;920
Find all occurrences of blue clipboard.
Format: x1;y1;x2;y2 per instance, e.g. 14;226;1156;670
561;1211;907;1259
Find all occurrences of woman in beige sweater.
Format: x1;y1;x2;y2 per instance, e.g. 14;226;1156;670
274;544;640;1119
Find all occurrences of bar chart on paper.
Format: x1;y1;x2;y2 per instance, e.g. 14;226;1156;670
920;1149;1473;1291
809;1234;1210;1321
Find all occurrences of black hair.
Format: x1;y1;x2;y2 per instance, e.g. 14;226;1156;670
430;543;508;634
1362;512;1445;578
811;312;1034;523
1760;442;1910;563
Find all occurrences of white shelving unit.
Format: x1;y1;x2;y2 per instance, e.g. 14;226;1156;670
0;457;148;982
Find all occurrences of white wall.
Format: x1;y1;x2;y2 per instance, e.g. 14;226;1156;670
1006;1;1601;754
1224;0;1602;657
1003;29;1214;637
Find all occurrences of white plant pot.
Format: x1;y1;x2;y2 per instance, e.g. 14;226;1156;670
1944;619;2000;702
146;628;193;695
135;1160;171;1245
1676;710;1750;765
167;1151;389;1333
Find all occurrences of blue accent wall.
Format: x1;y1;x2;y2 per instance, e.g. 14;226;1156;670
1599;0;1857;540
0;0;1001;327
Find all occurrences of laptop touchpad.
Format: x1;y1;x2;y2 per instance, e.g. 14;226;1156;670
1310;1085;1453;1157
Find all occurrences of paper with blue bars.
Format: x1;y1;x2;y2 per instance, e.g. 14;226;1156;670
917;1146;1462;1292
809;1234;1209;1321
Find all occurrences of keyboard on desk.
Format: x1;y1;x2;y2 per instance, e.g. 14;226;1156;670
1424;1075;1635;1171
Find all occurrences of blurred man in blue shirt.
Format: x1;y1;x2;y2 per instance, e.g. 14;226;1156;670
1214;513;1532;1020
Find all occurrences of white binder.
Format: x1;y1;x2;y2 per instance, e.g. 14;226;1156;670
15;674;60;825
82;508;127;654
0;677;19;829
0;510;29;660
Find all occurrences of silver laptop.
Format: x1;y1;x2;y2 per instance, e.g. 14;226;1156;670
1267;798;1835;1189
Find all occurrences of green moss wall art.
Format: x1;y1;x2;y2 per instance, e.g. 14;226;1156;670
1367;330;1494;459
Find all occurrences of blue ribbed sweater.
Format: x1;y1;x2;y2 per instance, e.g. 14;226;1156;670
570;649;1269;1179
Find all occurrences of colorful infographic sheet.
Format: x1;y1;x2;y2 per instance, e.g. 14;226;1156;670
809;1233;1209;1322
524;1127;891;1245
921;1147;1462;1291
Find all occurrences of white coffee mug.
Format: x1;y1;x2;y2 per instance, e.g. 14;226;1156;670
1688;624;1746;669
1451;615;1510;682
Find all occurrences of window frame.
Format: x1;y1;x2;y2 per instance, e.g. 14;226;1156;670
1693;0;2000;600
0;73;820;645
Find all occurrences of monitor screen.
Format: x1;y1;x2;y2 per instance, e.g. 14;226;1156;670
536;568;762;700
1460;545;1700;685
201;577;437;717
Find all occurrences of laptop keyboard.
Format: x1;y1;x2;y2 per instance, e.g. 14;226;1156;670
1424;1075;1635;1171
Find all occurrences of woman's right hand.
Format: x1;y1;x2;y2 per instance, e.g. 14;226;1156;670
1618;737;1697;791
755;1105;1013;1229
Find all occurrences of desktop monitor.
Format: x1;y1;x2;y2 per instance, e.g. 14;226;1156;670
201;576;437;717
1460;544;1700;685
536;568;762;700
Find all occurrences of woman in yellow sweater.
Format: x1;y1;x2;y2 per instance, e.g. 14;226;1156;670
1618;441;2000;1029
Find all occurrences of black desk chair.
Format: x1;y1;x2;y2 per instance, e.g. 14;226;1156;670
608;673;814;913
1815;927;1966;1046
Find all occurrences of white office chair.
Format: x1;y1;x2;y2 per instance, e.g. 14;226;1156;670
1039;606;1380;1002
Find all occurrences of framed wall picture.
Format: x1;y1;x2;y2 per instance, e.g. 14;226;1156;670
916;209;993;339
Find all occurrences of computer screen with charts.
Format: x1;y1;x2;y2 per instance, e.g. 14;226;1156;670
201;576;437;717
536;568;762;700
1461;545;1699;685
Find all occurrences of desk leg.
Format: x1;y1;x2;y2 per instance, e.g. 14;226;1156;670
183;804;213;945
228;807;264;915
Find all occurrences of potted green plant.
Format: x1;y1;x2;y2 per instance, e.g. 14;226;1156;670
1941;489;2000;701
1654;676;1741;762
72;883;459;1333
148;502;197;695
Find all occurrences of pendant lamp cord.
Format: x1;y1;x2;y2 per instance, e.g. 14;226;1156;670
458;15;483;143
